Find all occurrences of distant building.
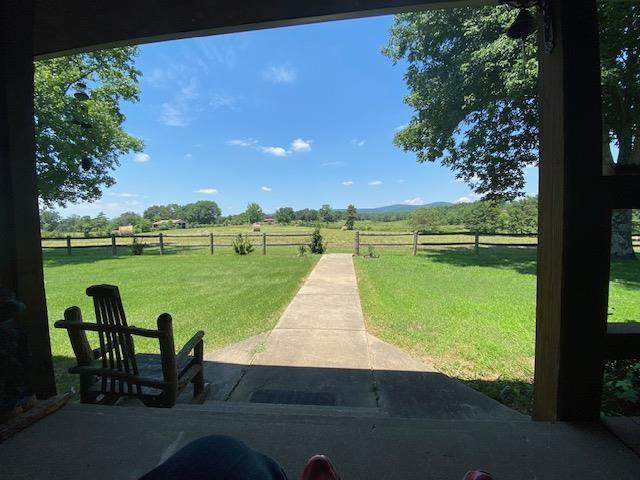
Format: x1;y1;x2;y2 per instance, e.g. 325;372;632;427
152;219;187;229
263;217;276;224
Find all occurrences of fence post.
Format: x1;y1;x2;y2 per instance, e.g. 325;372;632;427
412;231;418;256
354;231;360;256
66;235;72;256
111;234;117;256
262;232;267;255
474;233;480;255
209;233;214;255
159;233;164;255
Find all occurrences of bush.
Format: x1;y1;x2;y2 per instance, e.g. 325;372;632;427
365;244;379;258
131;239;144;255
232;234;254;255
297;245;307;257
308;227;326;254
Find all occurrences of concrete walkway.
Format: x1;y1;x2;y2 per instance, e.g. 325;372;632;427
203;253;522;420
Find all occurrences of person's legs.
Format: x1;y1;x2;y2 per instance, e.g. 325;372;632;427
140;435;288;480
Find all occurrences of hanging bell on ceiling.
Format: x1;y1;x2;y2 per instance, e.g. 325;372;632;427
506;8;537;40
81;157;92;172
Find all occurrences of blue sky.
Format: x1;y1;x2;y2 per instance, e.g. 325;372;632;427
61;15;538;217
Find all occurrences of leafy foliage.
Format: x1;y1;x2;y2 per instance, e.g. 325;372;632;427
232;234;254;255
275;207;295;224
345;205;357;230
245;203;264;224
143;201;221;225
464;200;507;234
409;206;445;232
505;197;538;234
297;245;307;257
602;360;640;416
130;238;144;255
35;48;143;206
319;204;334;224
308;227;326;254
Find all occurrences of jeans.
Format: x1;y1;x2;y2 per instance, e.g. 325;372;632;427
140;435;289;480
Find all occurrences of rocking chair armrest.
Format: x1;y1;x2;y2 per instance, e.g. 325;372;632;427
176;330;205;369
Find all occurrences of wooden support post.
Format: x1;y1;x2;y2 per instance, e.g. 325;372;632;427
474;233;479;255
262;232;267;255
209;233;214;255
533;0;610;421
354;231;360;256
159;233;164;255
0;0;56;398
412;231;418;256
66;235;72;256
111;234;117;256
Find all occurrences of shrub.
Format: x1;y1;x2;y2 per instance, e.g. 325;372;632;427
232;234;254;255
308;227;326;254
131;239;145;255
297;245;307;257
365;244;379;258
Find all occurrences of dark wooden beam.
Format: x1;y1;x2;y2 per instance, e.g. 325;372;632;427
533;0;610;421
34;0;492;59
605;323;640;360
0;0;57;398
602;176;640;209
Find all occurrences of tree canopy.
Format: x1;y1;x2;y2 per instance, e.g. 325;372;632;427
35;48;143;207
245;203;264;224
384;3;639;256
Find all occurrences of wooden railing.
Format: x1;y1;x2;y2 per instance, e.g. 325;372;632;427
41;232;312;256
356;231;539;256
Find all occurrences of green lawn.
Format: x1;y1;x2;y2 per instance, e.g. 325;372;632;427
355;247;640;413
44;248;318;392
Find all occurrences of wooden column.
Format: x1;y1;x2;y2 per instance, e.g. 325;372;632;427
209;233;214;255
354;231;360;256
159;233;164;255
111;234;117;256
533;0;610;421
412;231;418;256
0;0;56;398
262;232;266;255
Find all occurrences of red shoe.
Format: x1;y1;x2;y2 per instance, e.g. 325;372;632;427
462;470;493;480
301;454;340;480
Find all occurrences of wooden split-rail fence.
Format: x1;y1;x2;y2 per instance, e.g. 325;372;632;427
41;232;312;256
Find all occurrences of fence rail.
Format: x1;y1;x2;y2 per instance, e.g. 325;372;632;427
41;232;313;256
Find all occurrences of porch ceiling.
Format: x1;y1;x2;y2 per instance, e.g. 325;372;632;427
34;0;494;59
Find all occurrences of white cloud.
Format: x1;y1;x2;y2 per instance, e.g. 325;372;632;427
228;138;258;147
263;65;297;83
291;138;312;152
261;186;272;192
134;153;151;163
160;102;191;127
395;124;407;131
210;92;238;109
368;180;383;186
111;193;139;198
195;188;218;195
351;138;366;147
403;197;424;205
185;153;193;158
342;181;354;186
454;193;482;204
320;161;346;167
397;179;406;183
261;146;289;157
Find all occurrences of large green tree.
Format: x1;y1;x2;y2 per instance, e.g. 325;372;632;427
385;3;639;258
245;203;264;224
345;204;358;230
35;48;143;207
275;207;295;224
180;201;222;225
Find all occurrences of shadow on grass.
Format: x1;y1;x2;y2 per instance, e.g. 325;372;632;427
420;246;640;289
42;246;211;268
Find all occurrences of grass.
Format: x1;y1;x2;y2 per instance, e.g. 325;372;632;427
355;247;640;414
44;247;318;392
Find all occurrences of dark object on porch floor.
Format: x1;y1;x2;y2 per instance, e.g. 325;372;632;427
54;284;208;407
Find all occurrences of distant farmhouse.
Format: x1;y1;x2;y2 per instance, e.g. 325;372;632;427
153;219;187;229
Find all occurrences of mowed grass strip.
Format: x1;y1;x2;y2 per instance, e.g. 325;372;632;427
355;247;640;413
44;248;318;391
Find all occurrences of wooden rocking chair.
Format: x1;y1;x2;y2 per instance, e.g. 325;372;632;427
54;285;209;407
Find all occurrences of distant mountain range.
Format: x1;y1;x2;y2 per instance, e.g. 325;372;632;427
348;202;452;214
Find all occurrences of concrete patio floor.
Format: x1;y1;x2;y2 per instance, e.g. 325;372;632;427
2;402;639;480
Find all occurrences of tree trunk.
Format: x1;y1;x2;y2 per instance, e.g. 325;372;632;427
611;209;636;259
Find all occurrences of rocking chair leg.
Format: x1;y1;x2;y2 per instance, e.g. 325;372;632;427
191;340;208;402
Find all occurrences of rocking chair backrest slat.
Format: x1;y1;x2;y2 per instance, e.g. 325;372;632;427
86;285;140;396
